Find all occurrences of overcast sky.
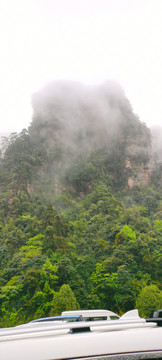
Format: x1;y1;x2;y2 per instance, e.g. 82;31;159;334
0;0;162;133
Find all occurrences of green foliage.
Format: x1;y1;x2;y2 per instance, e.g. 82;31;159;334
135;285;162;317
40;258;58;289
1;130;38;196
0;120;161;326
115;225;136;246
0;308;25;327
90;263;136;313
50;284;80;315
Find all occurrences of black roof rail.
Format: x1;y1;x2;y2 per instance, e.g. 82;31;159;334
146;318;162;326
30;315;83;323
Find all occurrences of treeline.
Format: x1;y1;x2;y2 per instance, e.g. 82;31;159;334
0;129;161;327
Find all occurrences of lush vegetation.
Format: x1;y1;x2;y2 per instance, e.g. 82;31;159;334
0;83;162;326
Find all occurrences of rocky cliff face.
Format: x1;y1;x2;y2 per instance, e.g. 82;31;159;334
30;80;153;189
124;128;153;188
151;126;162;162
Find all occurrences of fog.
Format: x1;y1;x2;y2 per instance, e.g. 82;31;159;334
1;1;162;133
151;126;162;162
31;80;138;158
30;79;153;189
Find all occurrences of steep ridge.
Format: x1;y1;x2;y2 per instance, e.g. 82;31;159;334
29;80;153;192
0;81;161;327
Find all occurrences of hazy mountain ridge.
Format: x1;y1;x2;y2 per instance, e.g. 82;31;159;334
29;80;154;192
0;81;161;327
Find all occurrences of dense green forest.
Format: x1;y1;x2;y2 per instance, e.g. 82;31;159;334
0;81;162;327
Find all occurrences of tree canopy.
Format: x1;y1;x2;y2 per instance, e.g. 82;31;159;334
0;84;162;326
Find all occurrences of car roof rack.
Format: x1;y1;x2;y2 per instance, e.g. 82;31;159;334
0;309;158;340
30;315;83;323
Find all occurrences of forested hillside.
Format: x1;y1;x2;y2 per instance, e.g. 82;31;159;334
0;81;161;327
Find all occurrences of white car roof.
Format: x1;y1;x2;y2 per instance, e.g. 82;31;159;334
62;309;119;317
0;310;162;360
